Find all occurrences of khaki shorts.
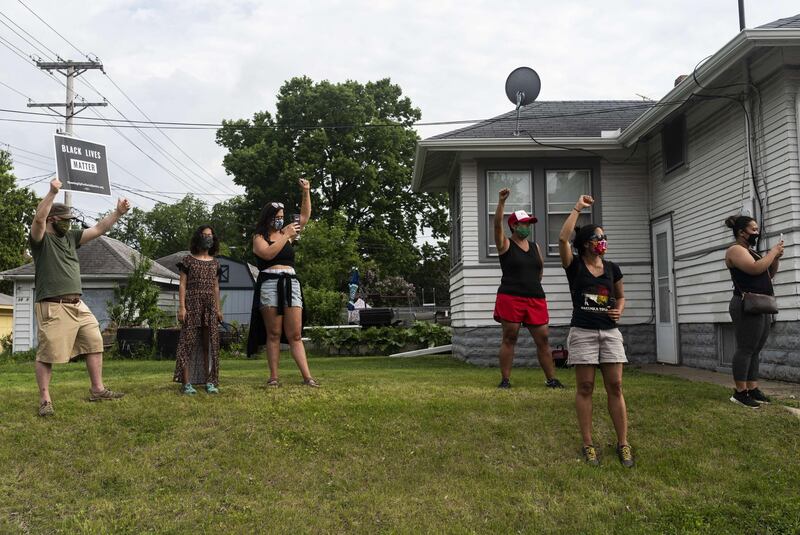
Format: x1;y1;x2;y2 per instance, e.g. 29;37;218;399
35;300;104;364
566;326;628;366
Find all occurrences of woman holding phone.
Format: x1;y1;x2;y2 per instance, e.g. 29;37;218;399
246;178;319;387
723;215;783;408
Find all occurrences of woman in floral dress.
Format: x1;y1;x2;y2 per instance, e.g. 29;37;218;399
173;225;223;394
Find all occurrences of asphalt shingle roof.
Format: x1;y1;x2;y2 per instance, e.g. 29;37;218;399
0;293;12;306
430;101;653;140
0;235;178;279
757;14;800;29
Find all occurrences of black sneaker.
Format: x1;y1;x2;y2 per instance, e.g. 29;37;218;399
498;378;511;389
545;378;565;389
616;443;635;468
748;388;771;404
730;389;760;408
582;445;600;466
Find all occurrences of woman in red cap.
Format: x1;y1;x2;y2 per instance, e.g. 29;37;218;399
493;188;562;389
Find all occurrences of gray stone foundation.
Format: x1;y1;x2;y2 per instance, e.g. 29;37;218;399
452;324;657;367
680;321;800;383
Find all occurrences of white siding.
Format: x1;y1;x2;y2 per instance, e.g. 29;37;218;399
649;63;800;323
451;157;653;328
12;282;33;352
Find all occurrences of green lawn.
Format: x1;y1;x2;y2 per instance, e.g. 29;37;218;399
1;356;798;534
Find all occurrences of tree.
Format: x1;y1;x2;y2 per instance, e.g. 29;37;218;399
0;151;39;294
107;255;166;328
294;212;362;291
215;76;450;278
106;195;211;259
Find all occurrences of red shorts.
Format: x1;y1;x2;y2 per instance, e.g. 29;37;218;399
493;293;549;326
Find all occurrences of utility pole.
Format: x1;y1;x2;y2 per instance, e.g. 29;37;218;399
28;60;107;208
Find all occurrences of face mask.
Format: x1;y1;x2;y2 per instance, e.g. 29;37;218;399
273;218;284;230
53;219;71;237
514;226;530;239
592;240;608;255
200;236;214;249
746;233;759;247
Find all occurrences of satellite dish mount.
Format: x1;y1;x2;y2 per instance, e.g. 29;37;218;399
504;67;541;136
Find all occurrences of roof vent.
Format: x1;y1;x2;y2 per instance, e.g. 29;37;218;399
674;74;688;87
601;128;621;139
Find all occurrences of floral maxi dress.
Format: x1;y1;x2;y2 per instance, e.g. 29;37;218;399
173;255;221;386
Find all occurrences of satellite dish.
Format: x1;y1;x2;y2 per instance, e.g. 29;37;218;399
505;67;541;136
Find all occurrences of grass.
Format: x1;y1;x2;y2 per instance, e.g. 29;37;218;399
1;355;799;534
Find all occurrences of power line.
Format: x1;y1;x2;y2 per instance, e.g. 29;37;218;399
0;13;51;60
0;9;60;59
16;0;88;59
0;80;32;100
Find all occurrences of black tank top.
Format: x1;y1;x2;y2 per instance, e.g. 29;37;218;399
497;239;545;298
729;248;772;296
256;234;295;270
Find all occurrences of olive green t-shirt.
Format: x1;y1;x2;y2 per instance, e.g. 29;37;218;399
29;229;84;302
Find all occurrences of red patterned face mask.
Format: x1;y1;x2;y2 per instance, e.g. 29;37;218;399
592;240;608;255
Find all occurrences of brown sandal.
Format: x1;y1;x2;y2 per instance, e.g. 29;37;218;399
38;401;54;417
89;388;125;401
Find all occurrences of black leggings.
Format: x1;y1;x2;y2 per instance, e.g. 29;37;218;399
728;295;771;382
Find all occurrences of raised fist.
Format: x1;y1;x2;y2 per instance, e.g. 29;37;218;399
575;195;594;210
498;188;510;202
49;177;62;194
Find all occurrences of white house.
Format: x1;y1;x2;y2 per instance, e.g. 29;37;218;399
0;235;179;353
412;15;800;381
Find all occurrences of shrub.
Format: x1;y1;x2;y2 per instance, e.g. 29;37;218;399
304;287;347;326
107;254;169;328
305;322;451;355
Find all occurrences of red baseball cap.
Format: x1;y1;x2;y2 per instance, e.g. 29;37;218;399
508;210;537;229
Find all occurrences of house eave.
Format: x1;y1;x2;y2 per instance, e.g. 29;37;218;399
412;137;623;192
0;273;178;285
618;28;800;146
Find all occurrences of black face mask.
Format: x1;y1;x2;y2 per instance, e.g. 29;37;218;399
745;232;759;247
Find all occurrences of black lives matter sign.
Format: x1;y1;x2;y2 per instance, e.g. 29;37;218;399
53;134;111;197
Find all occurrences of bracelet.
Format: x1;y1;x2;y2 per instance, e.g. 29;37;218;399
572;207;581;213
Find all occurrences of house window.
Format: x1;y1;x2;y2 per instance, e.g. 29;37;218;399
662;114;686;174
486;170;532;256
218;264;230;283
450;177;462;267
546;169;592;255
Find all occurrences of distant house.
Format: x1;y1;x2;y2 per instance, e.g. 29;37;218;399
0;293;12;342
155;252;257;326
0;236;179;353
412;15;800;381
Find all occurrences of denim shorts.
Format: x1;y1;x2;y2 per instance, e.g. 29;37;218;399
259;269;303;308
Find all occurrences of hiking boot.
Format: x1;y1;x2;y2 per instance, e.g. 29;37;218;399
303;378;320;388
748;388;771;404
616;443;635;468
545;378;565;389
89;388;125;401
582;445;600;466
38;400;54;417
206;383;219;394
181;384;197;395
498;378;511;389
730;389;759;409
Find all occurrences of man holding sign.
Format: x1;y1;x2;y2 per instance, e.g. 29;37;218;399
30;177;131;417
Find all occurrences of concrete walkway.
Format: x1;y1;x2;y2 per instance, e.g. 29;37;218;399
635;363;800;418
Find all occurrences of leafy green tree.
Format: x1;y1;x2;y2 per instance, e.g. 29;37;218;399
107;255;167;328
0;151;39;294
409;241;450;306
294;212;362;291
107;195;211;259
215;76;449;274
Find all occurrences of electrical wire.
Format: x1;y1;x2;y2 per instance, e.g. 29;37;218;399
0;9;60;59
16;0;88;59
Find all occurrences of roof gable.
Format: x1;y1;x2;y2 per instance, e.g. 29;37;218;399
0;235;178;280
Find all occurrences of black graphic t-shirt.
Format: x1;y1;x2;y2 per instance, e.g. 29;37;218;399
564;258;623;330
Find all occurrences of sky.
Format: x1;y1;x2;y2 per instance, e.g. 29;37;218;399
1;0;798;224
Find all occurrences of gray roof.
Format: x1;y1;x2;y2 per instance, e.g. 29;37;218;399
0;293;12;306
0;235;178;280
757;14;800;29
155;251;259;281
430;101;653;140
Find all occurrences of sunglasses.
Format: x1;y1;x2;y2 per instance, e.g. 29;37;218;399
589;234;608;242
270;202;284;209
